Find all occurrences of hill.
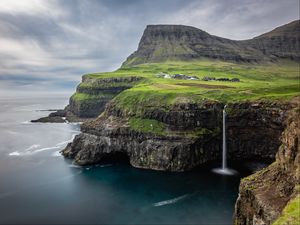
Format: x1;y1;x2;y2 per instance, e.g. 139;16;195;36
123;20;300;66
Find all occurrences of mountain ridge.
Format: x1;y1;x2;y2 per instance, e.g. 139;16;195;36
123;20;300;66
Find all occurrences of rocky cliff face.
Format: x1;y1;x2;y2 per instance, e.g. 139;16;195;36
68;76;143;118
123;20;300;66
62;100;292;171
32;76;143;122
234;104;300;225
245;20;300;61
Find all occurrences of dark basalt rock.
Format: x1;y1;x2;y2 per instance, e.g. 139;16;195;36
61;100;292;171
62;114;220;171
31;109;66;123
234;104;300;225
31;116;66;123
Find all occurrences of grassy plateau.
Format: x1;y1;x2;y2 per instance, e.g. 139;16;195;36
80;59;299;115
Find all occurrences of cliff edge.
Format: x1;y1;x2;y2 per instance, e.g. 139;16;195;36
234;103;300;225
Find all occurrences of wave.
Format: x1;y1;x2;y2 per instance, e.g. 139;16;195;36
152;194;190;207
55;133;78;146
25;144;41;151
34;146;61;153
8;134;78;156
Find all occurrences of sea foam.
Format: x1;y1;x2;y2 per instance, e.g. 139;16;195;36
153;194;190;207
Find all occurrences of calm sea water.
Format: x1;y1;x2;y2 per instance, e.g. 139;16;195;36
0;96;250;225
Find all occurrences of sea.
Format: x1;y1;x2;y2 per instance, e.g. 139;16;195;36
0;94;252;225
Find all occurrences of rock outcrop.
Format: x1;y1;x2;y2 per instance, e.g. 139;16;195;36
62;100;292;171
123;20;300;66
234;103;300;225
32;76;143;122
68;76;143;118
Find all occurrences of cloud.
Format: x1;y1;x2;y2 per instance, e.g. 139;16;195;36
161;0;299;40
0;0;298;94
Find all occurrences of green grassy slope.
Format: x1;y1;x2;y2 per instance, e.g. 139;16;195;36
82;59;299;116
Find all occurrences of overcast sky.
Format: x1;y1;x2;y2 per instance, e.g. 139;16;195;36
0;0;298;94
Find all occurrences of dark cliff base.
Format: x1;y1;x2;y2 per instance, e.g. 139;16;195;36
61;100;292;171
234;106;300;225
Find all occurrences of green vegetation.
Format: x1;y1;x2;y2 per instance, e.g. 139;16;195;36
106;61;297;112
273;194;300;225
71;92;114;102
129;117;166;136
76;59;299;117
128;117;218;137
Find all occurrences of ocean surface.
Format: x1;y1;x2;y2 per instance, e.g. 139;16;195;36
0;95;252;225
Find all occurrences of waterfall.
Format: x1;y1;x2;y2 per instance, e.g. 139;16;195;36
222;105;227;170
212;104;237;175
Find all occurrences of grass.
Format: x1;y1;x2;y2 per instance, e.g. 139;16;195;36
74;59;299;117
71;92;114;101
273;194;300;225
129;117;166;136
128;117;219;137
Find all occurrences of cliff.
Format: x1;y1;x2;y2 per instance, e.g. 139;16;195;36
62;100;292;171
67;76;143;118
123;20;300;66
234;104;300;225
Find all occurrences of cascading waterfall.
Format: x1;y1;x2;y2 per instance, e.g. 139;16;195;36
212;105;237;175
222;105;227;170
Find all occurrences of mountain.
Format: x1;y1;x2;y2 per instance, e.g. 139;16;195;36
123;20;300;66
245;20;300;60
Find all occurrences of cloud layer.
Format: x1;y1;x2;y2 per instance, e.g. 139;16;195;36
0;0;298;92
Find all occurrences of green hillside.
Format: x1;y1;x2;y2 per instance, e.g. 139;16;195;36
80;59;299;116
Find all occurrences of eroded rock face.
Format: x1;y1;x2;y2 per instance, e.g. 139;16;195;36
68;76;143;118
62;101;291;171
123;20;300;66
227;102;289;161
63;114;220;171
33;76;143;122
234;105;300;225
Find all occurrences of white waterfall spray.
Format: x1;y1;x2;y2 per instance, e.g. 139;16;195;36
212;104;237;176
222;105;227;170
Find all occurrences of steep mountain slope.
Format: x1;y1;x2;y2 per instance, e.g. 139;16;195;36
123;20;300;66
245;20;300;60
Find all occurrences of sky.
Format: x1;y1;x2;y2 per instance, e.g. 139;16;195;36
0;0;299;96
